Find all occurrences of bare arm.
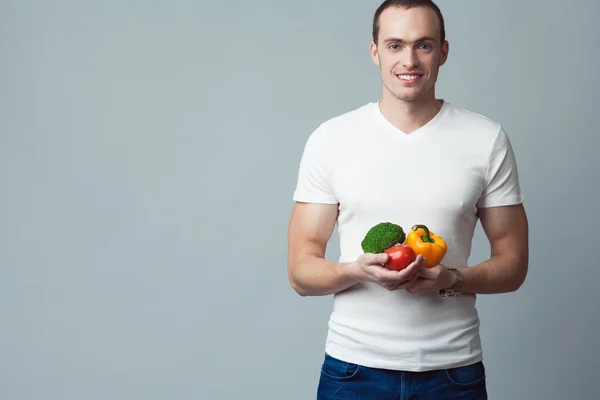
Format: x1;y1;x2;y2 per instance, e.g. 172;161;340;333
287;202;360;296
459;203;529;294
287;202;424;296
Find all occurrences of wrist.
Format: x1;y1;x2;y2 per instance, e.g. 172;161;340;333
336;262;362;285
442;267;458;289
439;267;463;297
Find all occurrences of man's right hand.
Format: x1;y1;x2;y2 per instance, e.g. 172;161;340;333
350;253;426;291
288;201;426;296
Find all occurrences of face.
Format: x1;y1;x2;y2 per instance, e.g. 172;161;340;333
370;6;449;104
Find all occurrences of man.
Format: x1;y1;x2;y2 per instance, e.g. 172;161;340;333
287;0;528;399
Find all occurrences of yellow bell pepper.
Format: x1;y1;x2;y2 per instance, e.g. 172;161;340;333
405;225;447;268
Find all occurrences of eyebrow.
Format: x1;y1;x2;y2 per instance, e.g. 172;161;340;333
383;36;437;44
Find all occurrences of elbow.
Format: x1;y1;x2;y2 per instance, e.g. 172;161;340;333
291;281;308;297
508;261;528;292
289;275;309;297
507;279;524;293
288;264;308;297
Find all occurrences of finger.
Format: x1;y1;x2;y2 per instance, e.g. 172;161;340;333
406;278;425;293
360;252;389;266
395;262;424;290
408;278;440;293
403;254;424;272
376;255;425;283
370;267;410;284
405;269;422;289
416;255;426;269
379;267;417;284
417;264;443;279
376;279;399;291
406;255;425;278
389;255;424;284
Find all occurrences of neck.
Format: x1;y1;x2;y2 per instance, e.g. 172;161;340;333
378;89;443;134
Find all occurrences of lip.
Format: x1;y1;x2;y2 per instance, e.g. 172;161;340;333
395;73;424;84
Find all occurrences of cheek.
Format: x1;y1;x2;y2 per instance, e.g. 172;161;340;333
382;58;399;73
424;55;441;70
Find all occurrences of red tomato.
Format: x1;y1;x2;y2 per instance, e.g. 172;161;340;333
383;245;416;271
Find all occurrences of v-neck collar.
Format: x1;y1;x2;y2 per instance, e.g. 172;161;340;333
373;99;449;139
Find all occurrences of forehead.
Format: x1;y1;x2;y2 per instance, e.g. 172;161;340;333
377;6;441;42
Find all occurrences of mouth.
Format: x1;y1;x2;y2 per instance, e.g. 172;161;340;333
395;73;423;84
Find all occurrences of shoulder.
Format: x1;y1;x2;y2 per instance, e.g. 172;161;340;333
321;102;375;129
444;102;502;134
442;102;512;149
311;102;376;141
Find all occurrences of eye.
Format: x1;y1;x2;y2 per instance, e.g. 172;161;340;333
388;44;400;50
419;43;432;50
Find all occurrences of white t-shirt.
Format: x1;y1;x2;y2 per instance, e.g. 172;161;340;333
292;100;524;372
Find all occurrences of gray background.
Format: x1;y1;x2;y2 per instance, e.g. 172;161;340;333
1;0;598;399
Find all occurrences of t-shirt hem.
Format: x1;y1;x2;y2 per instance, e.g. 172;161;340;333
477;194;524;208
324;343;483;372
293;193;338;204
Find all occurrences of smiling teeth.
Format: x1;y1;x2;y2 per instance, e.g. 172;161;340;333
399;75;420;80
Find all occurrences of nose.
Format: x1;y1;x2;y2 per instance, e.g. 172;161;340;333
402;49;419;69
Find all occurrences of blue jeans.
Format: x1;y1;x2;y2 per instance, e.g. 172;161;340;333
317;353;487;400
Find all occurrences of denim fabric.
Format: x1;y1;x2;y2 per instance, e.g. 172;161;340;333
317;353;487;400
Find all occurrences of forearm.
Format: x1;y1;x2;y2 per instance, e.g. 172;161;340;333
289;254;359;297
459;254;528;294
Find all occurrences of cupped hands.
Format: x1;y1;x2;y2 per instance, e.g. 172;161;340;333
350;253;425;292
351;253;455;293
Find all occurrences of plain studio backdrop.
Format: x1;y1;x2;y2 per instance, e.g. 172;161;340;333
1;0;598;399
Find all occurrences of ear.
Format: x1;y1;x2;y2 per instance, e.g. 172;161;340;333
370;41;380;66
439;40;449;66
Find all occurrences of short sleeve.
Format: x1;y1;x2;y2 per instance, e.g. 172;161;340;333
292;125;338;204
477;127;524;208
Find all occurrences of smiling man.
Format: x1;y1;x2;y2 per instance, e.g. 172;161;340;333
287;1;528;399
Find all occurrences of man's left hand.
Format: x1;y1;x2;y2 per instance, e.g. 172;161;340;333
406;264;456;294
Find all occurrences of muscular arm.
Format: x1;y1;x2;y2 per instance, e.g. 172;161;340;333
459;203;529;294
287;202;360;296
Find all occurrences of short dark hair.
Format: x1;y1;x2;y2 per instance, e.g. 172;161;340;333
372;0;446;45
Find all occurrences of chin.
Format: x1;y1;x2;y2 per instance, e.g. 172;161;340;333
393;92;424;103
382;81;429;103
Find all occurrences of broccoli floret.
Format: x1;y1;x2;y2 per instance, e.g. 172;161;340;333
361;222;406;253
